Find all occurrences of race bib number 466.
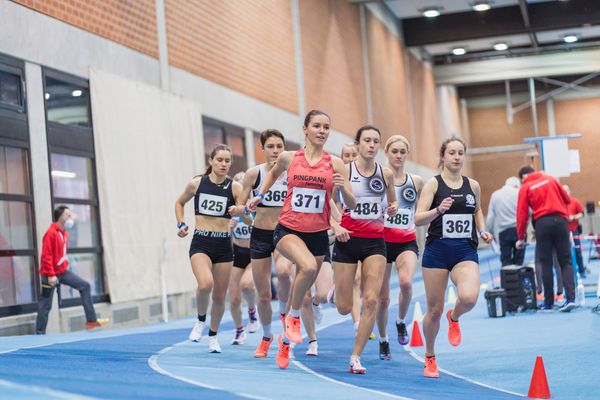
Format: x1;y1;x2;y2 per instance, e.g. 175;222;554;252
442;214;472;239
291;187;326;213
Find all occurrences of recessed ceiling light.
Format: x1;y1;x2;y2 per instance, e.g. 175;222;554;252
452;47;467;55
72;89;83;97
493;42;508;51
422;7;441;18
563;34;578;43
472;1;492;12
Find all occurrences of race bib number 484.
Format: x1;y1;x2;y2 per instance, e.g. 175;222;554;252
350;197;382;220
442;214;472;239
291;187;326;213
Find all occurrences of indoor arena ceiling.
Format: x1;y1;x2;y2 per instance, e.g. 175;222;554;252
351;0;600;65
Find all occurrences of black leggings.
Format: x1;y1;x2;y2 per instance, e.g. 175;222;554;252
534;215;575;306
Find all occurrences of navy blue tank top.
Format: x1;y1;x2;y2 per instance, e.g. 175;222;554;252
194;175;235;219
427;175;478;246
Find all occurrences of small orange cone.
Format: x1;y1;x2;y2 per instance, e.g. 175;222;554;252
409;321;424;347
528;356;551;399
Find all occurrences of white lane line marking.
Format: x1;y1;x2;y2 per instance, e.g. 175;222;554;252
0;378;98;400
147;340;269;400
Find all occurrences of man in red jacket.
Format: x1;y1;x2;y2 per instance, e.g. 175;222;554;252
35;206;108;334
515;166;576;312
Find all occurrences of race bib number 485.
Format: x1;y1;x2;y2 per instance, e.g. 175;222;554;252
291;187;326;213
442;214;472;239
385;208;412;229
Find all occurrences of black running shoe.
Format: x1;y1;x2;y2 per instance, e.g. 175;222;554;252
558;301;576;313
396;322;409;345
379;341;391;360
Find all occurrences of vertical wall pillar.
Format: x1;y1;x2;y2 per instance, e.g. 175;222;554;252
155;0;170;91
25;62;59;333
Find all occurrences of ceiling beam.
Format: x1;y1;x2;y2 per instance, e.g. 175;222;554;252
403;0;600;46
517;0;539;48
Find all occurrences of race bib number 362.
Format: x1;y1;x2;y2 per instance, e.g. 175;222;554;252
291;187;326;213
442;214;472;239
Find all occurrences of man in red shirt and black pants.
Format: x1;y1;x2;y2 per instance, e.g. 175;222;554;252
35;206;106;334
516;166;576;312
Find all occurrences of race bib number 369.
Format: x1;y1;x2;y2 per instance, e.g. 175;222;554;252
262;183;287;207
291;187;326;213
442;214;472;239
198;193;228;216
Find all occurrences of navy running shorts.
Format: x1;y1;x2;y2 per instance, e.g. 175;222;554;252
422;238;478;271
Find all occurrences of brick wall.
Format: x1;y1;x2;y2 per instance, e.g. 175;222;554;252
299;0;367;136
12;0;158;57
165;0;298;114
365;10;410;145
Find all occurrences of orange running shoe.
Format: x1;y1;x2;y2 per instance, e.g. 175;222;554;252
446;309;461;347
253;336;273;358
424;355;439;378
285;315;302;344
276;334;290;369
536;292;544;301
555;293;564;302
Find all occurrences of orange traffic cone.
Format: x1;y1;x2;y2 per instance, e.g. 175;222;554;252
528;356;551;399
409;321;424;347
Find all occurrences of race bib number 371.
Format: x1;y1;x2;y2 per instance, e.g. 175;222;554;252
442;214;472;239
291;187;326;213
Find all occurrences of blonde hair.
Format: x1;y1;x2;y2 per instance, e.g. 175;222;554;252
340;142;356;156
385;135;410;152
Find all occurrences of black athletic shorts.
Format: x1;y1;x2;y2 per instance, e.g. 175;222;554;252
250;226;276;260
385;240;419;263
332;236;386;264
233;244;251;269
273;223;329;257
189;229;233;264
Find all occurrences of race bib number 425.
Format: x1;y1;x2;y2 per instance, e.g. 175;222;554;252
291;187;326;213
198;193;227;216
442;214;472;239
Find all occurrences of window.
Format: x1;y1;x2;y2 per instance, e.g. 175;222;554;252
44;69;106;306
202;117;247;177
0;55;37;316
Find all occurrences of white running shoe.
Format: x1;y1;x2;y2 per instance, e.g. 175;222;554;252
349;356;366;374
208;335;222;353
231;330;247;345
312;303;323;325
188;320;205;342
306;341;318;356
246;319;259;333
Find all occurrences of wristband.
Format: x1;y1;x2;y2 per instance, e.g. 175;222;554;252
478;229;486;237
257;193;265;198
177;221;187;230
244;206;250;215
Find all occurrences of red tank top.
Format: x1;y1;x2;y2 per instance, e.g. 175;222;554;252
279;150;334;232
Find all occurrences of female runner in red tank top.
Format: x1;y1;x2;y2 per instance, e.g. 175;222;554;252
248;110;356;369
331;125;398;374
376;135;423;361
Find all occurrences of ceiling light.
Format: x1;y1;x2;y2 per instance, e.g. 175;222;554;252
472;1;492;11
493;42;508;51
452;47;467;55
51;170;77;179
563;34;578;43
45;93;50;100
72;89;83;97
422;7;441;18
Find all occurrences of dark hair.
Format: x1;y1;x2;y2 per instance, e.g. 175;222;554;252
438;137;467;169
260;129;285;147
303;110;330;128
53;205;69;222
354;125;381;144
204;144;232;175
518;165;535;179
